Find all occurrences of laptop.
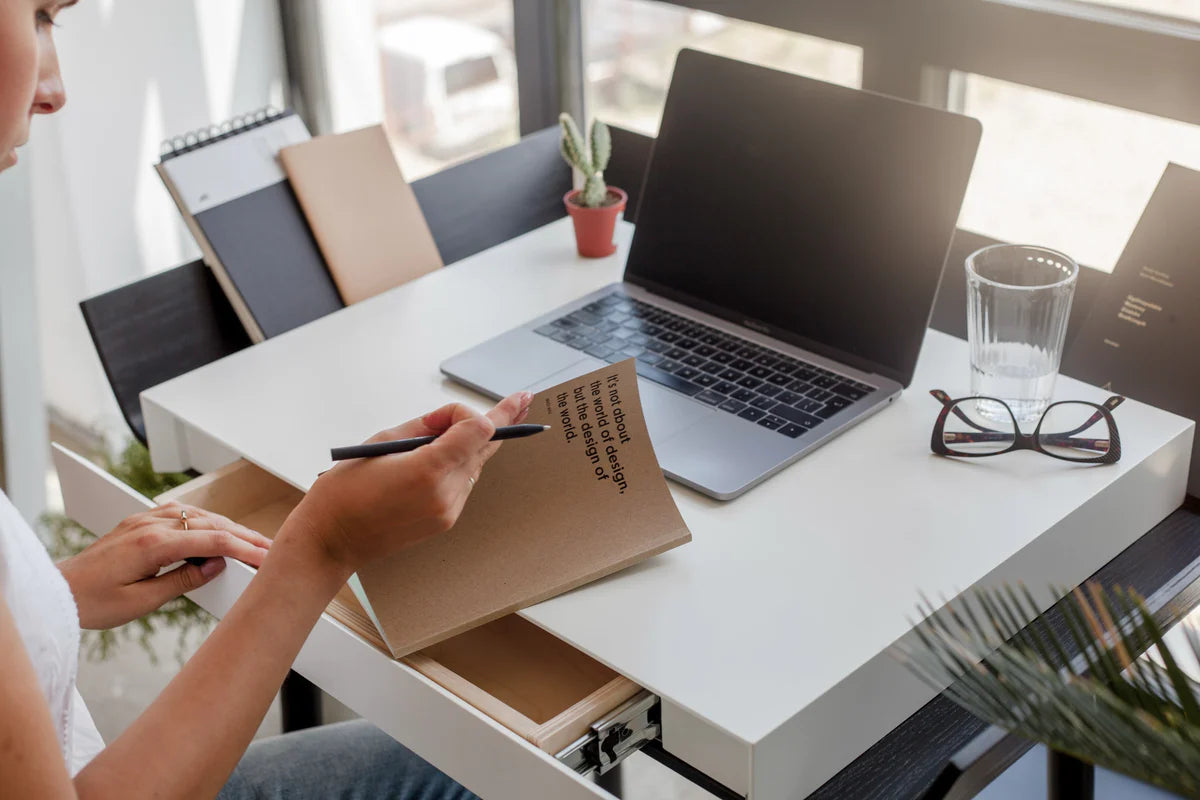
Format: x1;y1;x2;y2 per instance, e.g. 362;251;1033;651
442;49;981;500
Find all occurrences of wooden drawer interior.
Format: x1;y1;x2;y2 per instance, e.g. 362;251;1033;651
157;459;641;754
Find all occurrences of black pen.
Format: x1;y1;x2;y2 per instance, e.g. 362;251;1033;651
330;423;551;461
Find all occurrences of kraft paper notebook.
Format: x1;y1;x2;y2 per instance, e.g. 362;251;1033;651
279;125;444;304
354;358;692;658
157;109;344;342
1062;163;1200;495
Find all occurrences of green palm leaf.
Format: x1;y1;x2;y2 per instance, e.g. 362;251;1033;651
896;583;1200;798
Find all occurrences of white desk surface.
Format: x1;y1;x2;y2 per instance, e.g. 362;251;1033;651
142;219;1194;797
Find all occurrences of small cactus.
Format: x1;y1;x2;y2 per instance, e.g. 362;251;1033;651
559;113;611;208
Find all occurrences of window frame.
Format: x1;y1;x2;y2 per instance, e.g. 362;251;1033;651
277;0;1200;177
630;0;1200;125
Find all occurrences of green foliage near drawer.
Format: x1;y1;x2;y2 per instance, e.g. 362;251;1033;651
41;439;206;665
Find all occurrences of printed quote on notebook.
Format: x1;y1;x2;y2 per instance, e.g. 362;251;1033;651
356;358;692;657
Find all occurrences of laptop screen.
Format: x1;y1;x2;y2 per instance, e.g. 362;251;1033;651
623;49;981;386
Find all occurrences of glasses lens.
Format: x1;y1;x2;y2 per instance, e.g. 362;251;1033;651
942;400;1016;455
1037;402;1113;460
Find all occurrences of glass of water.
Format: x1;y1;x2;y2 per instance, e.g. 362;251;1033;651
965;244;1078;427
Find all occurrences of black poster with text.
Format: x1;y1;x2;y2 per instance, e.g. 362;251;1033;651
1062;163;1200;495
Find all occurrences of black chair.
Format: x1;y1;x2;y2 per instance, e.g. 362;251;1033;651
928;229;1108;351
603;124;655;222
592;127;1116;352
411;126;572;266
79;259;252;445
79;129;571;449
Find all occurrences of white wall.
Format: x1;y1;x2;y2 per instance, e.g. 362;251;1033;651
0;157;49;519
25;0;287;451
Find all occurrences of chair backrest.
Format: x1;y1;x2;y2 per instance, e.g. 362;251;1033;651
596;128;1117;346
82;128;577;444
96;126;1111;447
928;229;1107;350
927;229;1005;340
410;126;572;266
80;260;251;444
603;124;655;223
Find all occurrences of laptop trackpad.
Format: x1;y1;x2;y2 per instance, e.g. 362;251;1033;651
637;381;711;450
524;363;710;451
444;329;594;398
521;357;606;395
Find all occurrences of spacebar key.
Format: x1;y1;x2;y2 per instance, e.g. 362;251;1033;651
770;403;822;429
635;361;704;397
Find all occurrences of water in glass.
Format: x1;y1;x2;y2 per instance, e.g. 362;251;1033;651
966;245;1078;426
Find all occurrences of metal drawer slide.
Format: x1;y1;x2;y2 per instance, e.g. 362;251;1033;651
556;691;660;777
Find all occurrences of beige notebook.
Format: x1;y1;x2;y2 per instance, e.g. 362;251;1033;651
357;359;692;657
279;125;443;304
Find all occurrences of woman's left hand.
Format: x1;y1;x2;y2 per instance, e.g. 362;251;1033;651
58;503;272;630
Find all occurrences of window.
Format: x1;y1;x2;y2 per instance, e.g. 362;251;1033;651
953;73;1200;271
444;56;501;95
321;1;520;180
583;0;862;135
1082;0;1200;22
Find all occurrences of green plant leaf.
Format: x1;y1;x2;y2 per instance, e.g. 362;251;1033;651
590;118;611;174
558;112;590;173
582;175;607;208
896;583;1200;798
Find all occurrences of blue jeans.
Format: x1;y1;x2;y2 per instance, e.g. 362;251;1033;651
217;720;479;800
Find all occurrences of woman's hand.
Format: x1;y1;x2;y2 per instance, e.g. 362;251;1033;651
286;391;533;577
58;504;272;630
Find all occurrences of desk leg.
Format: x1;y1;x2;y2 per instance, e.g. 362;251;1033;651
280;670;322;732
1047;750;1094;800
596;763;623;797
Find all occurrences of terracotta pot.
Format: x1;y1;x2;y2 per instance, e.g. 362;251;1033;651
563;187;627;258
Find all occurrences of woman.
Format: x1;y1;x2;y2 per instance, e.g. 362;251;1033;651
1;2;528;797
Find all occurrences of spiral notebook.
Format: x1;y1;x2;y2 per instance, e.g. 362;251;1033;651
156;109;344;342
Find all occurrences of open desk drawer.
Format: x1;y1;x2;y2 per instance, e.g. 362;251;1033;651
53;445;656;800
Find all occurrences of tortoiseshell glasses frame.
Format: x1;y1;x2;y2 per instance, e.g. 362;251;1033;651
929;390;1124;464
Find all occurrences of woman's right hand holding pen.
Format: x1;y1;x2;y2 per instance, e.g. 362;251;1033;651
275;390;534;585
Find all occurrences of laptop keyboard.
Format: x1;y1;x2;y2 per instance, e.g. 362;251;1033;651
533;291;876;439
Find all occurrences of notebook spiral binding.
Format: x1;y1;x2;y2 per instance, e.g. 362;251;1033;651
159;107;289;160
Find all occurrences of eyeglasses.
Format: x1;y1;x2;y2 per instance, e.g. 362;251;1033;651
929;390;1125;463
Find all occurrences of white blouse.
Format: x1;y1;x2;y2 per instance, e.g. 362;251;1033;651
0;489;104;775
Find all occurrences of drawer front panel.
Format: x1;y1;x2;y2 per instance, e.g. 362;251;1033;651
53;444;155;531
55;446;614;800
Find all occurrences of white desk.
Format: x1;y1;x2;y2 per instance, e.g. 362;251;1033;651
132;219;1191;798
